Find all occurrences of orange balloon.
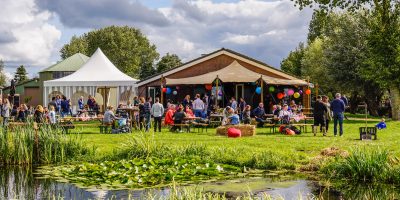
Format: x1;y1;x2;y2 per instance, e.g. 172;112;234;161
205;84;212;90
305;89;311;95
277;93;284;99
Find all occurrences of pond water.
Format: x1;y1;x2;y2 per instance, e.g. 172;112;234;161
1;167;399;199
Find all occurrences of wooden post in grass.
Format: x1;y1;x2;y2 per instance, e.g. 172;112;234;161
215;76;219;108
260;75;264;103
160;75;164;106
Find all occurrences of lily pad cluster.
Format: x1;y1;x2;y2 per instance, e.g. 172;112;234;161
41;158;241;188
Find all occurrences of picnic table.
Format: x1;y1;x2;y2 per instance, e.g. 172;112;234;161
209;114;224;127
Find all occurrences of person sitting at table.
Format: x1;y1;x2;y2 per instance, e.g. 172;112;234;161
34;105;45;123
103;106;119;129
185;105;195;118
252;103;267;127
164;104;176;126
227;108;240;125
242;105;252;124
273;105;282;123
222;106;232;125
171;105;187;132
78;105;90;121
279;104;292;124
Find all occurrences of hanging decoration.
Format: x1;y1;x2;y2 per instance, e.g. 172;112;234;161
287;89;294;96
305;89;311;95
173;90;178;95
162;88;167;93
293;92;300;98
298;90;303;94
205;84;212;90
269;86;275;93
277;93;284;99
218;90;223;96
166;88;172;94
176;86;180;90
255;87;262;94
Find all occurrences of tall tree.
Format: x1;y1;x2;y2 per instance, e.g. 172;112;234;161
60;35;89;59
60;26;159;79
156;53;182;73
0;60;7;86
280;43;305;77
14;65;28;83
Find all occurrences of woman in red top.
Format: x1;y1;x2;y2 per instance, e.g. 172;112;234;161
164;104;176;126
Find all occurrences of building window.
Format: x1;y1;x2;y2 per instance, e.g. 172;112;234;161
53;71;74;79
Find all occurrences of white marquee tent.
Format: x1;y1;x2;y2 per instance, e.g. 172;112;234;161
43;48;138;111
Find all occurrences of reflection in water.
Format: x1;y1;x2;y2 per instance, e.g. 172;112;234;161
1;167;399;199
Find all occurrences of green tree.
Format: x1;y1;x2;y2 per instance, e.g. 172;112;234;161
60;35;88;59
0;60;7;86
156;53;182;73
280;43;305;77
14;65;28;83
60;26;159;79
307;10;328;42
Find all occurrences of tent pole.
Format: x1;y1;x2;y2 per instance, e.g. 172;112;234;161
160;75;164;105
260;76;264;103
215;76;219;108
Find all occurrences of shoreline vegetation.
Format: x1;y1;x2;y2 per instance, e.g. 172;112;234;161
1;118;400;198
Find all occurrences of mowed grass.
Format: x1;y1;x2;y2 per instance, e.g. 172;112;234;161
68;117;400;166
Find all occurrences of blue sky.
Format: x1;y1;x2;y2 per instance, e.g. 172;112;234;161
0;0;313;79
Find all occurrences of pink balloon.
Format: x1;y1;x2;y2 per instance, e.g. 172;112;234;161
287;89;294;96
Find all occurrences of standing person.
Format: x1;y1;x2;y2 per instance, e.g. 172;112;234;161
192;94;204;118
49;106;57;124
55;95;62;114
2;99;10;128
48;97;57;111
16;104;27;122
183;95;191;109
321;96;332;132
87;95;95;110
145;97;152;131
151;97;164;132
242;105;251;124
313;96;328;136
239;98;246;120
133;96;140;106
138;97;147;131
331;93;346;137
252;103;267;127
230;97;238;111
60;95;69;117
78;96;84;111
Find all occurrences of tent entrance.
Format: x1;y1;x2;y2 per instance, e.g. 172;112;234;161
97;87;117;112
235;84;244;101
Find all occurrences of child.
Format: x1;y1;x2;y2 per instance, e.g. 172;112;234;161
49;106;57;124
376;118;387;130
242;105;251;124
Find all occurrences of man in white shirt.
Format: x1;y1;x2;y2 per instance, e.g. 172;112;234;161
192;94;204;118
151;97;164;132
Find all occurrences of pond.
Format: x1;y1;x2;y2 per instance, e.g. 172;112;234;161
1;167;399;199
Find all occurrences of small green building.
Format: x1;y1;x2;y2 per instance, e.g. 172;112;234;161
2;78;40;106
38;53;89;105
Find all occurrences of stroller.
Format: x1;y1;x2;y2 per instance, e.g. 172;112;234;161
112;110;132;133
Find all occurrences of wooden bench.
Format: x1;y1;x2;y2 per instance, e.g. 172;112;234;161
191;122;209;133
171;124;190;132
99;123;113;134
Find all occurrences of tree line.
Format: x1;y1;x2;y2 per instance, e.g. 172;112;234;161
282;0;400;118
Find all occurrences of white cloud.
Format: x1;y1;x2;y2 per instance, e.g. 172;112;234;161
0;0;61;67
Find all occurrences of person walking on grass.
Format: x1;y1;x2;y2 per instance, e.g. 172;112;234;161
151;97;164;132
321;96;332;132
331;93;346;137
313;96;327;136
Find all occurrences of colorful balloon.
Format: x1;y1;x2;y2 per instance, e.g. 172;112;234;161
269;86;275;93
293;92;300;98
162;88;167;93
173;90;177;95
218;90;223;96
305;89;311;95
277;93;284;99
166;87;172;94
205;84;212;90
298;90;303;94
255;87;262;94
287;89;294;96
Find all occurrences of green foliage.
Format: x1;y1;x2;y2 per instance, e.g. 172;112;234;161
60;26;159;79
40;157;241;189
0;122;95;165
321;148;400;184
308;10;328;42
0;60;7;87
280;43;305;77
14;65;28;83
156;53;182;73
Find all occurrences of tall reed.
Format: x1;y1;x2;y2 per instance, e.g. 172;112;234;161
0;121;95;166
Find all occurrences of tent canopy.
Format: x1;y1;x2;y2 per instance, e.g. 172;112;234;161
44;48;137;87
165;60;308;86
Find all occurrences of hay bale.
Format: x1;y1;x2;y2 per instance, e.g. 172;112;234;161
216;125;256;137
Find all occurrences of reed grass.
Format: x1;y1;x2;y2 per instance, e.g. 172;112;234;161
0;121;95;166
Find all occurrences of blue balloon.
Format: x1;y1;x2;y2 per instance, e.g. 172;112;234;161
255;87;262;94
166;87;172;94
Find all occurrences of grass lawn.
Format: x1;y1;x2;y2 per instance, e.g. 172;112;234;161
68;117;400;167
